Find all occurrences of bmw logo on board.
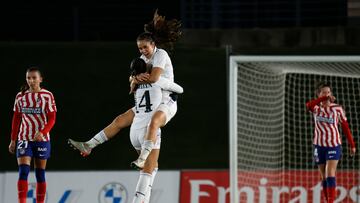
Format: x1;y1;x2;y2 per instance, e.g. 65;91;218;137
99;182;128;203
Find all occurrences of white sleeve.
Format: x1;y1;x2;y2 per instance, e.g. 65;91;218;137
152;50;168;70
154;77;183;94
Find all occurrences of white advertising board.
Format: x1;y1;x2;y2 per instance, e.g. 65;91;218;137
3;171;180;203
0;174;4;203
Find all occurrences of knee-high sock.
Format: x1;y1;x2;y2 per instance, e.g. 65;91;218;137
144;168;158;203
322;179;328;201
132;172;152;203
86;130;108;148
138;140;154;161
326;177;336;203
35;168;46;203
18;164;30;203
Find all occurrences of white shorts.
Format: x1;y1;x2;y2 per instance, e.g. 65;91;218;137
157;99;177;125
130;125;161;151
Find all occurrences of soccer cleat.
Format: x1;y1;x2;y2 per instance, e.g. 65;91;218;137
130;158;145;170
68;138;92;156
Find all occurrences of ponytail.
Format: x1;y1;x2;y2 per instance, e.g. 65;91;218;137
138;9;182;51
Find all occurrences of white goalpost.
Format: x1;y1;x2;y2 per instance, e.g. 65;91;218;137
229;56;360;203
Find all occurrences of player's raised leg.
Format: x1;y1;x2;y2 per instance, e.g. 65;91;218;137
68;109;134;156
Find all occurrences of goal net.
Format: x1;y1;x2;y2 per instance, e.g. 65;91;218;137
229;56;360;203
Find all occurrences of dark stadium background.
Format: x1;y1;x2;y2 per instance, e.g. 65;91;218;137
1;0;359;171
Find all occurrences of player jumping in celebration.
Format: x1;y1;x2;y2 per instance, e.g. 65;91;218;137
70;57;182;203
8;66;57;203
129;57;183;203
68;10;181;166
306;81;356;203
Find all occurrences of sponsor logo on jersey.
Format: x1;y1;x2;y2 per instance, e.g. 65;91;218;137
316;116;334;124
21;107;42;114
99;182;128;203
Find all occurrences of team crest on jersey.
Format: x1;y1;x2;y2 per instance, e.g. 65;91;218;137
99;182;128;203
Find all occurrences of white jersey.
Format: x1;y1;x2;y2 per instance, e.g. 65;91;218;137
140;47;174;102
140;47;174;82
132;83;163;129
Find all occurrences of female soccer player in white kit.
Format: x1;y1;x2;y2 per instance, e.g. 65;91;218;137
70;57;182;203
68;10;181;163
68;11;182;202
129;57;180;203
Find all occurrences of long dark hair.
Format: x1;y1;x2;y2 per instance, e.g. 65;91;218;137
20;66;42;95
130;58;148;76
137;9;182;51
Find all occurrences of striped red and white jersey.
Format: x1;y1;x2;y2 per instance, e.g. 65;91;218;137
13;89;57;141
311;103;347;147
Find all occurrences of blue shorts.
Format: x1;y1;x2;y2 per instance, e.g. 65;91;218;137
313;145;342;165
16;141;51;159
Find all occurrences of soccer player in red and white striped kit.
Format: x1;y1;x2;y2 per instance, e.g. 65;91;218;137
306;81;356;203
8;66;56;203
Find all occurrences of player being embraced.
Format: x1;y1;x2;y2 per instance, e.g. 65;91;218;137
69;57;183;203
306;81;356;203
68;10;182;168
130;58;183;203
8;66;57;203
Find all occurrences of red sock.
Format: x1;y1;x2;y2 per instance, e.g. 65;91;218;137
327;187;336;203
322;189;328;202
36;182;46;203
322;180;328;202
17;180;28;203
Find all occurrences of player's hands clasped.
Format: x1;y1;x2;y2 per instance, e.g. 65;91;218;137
34;132;44;142
135;73;150;83
8;140;16;154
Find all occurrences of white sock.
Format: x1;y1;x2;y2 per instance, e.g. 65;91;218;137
139;140;154;161
86;130;108;148
132;172;152;203
144;168;158;203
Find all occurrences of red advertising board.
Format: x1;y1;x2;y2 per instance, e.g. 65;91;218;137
180;170;359;203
